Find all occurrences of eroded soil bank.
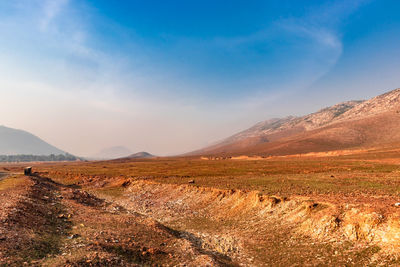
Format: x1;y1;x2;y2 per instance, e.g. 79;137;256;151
109;180;400;266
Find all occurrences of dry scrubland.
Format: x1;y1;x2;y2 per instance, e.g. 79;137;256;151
2;148;400;265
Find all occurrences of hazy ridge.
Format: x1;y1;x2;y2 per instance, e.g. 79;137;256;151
0;125;66;155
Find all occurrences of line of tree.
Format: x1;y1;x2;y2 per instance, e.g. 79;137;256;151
0;154;81;162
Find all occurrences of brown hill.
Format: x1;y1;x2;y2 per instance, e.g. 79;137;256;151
126;151;156;159
193;88;400;156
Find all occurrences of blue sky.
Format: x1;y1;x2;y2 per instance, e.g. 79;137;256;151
1;0;400;156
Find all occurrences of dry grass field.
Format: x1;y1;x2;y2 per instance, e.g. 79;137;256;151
2;147;400;265
34;147;400;202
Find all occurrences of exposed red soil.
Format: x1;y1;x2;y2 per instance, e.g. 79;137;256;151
0;174;237;266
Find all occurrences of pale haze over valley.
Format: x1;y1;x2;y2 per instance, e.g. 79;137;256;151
1;0;400;156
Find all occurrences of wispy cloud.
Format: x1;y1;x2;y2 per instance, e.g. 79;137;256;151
273;0;367;85
39;0;69;31
214;0;369;124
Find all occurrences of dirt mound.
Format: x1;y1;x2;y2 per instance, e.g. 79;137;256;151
0;176;71;266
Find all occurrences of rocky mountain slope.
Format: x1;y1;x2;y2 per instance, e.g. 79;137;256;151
195;88;400;156
0;125;66;155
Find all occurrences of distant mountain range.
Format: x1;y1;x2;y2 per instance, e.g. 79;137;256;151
5;87;400;159
93;146;133;160
193;88;400;156
0;126;66;155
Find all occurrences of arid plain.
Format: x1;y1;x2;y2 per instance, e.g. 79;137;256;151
2;146;400;266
